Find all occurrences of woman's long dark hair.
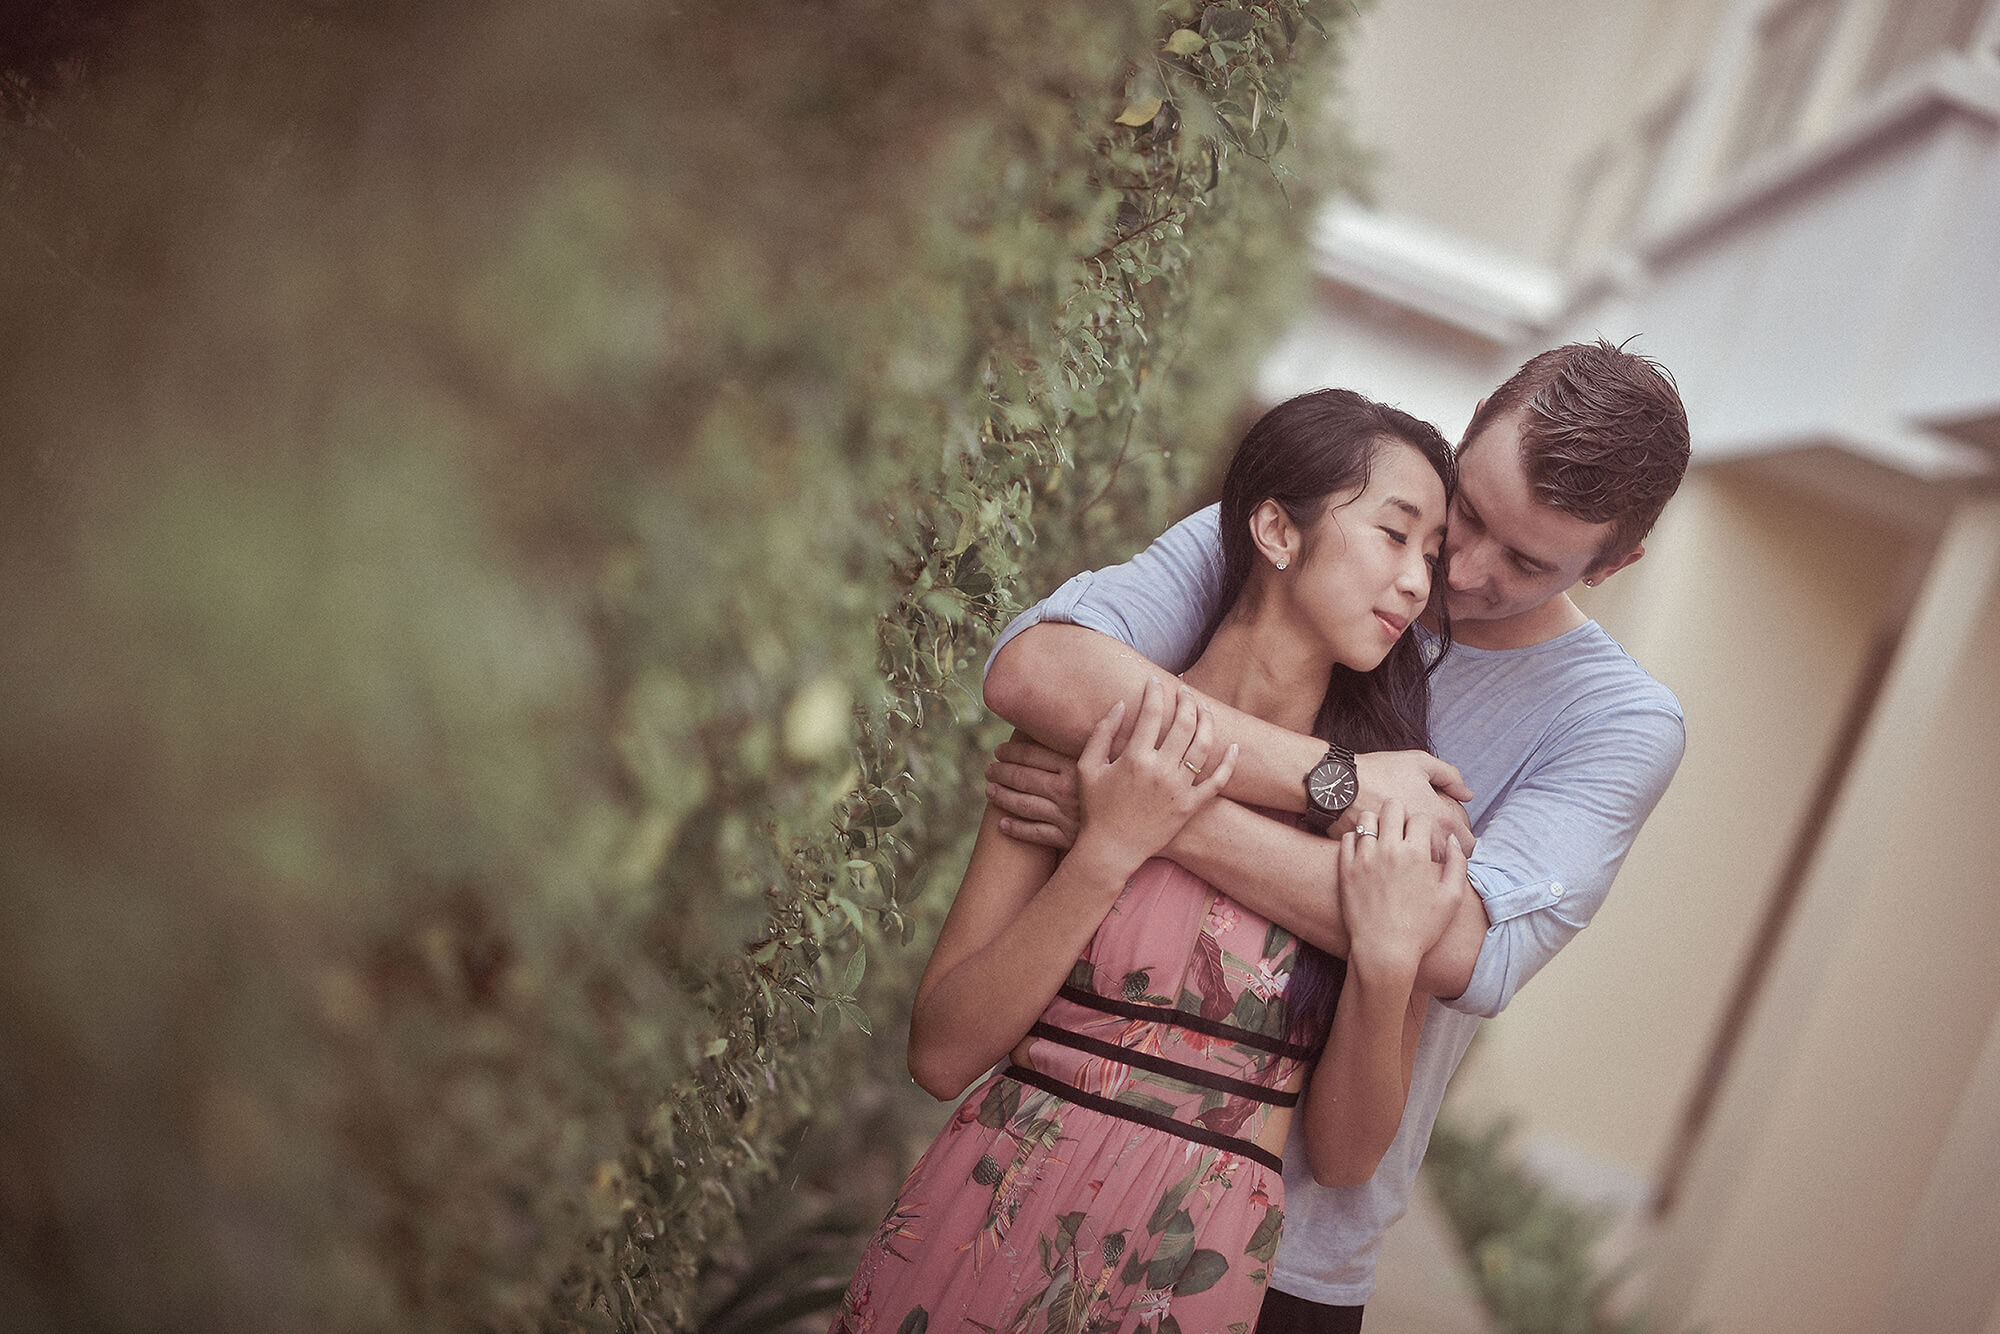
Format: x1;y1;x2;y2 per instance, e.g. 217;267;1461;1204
1191;388;1456;1048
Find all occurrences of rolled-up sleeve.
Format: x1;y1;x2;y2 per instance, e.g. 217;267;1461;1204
1447;700;1687;1018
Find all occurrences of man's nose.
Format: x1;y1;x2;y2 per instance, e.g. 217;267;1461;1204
1447;541;1489;591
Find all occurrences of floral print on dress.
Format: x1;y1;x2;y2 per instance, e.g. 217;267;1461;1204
831;857;1312;1333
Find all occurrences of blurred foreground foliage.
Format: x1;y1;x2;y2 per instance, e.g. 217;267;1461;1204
0;1;1361;1328
1426;1118;1672;1334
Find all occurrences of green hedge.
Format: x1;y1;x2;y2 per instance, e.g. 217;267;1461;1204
0;2;1363;1328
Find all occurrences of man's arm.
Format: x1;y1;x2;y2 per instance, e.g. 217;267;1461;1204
976;731;1487;997
985;690;1687;1016
980;502;1482;995
1167;798;1487;1000
987;623;1323;813
987;624;1476;837
1444;701;1686;1017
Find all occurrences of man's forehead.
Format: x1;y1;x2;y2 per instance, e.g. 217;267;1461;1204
1455;432;1615;565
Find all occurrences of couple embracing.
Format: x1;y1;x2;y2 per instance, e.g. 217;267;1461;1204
833;339;1690;1333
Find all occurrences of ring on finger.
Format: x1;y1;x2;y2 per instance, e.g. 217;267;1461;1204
1356;826;1379;838
1181;759;1201;775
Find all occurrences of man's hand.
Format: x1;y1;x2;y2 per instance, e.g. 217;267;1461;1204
1345;750;1475;860
986;733;1082;850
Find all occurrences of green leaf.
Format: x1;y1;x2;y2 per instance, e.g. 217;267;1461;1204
840;947;866;994
1148;1163;1204;1232
1145;1209;1197;1287
977;1078;1020;1129
834;998;872;1034
1245;1204;1284;1261
1114;97;1164;127
1173;1247;1229;1294
1203;7;1256;40
1164;28;1206;55
703;1037;729;1059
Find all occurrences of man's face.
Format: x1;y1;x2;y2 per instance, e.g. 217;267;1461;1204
1442;409;1625;637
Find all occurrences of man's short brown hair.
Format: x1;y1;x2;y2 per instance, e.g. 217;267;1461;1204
1463;339;1690;564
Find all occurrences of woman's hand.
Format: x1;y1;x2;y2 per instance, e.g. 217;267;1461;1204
1070;678;1237;876
1336;799;1468;977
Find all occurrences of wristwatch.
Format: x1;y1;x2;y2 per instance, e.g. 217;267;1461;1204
1302;743;1358;835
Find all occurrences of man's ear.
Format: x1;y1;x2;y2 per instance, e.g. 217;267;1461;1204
1247;499;1299;570
1584;543;1644;587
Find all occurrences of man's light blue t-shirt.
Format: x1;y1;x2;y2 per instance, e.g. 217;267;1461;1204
986;503;1685;1304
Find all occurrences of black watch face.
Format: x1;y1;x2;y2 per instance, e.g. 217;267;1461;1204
1309;756;1357;815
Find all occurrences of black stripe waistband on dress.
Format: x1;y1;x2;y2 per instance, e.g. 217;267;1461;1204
1001;1063;1285;1173
1055;984;1316;1062
1026;1022;1300;1107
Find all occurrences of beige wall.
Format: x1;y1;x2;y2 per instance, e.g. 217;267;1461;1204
1434;468;2000;1333
1319;4;2000;1325
1446;463;1911;1178
1341;0;1729;264
1660;502;2000;1333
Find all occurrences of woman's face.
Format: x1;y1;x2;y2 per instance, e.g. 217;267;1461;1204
1292;440;1448;672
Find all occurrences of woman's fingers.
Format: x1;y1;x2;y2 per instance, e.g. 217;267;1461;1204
1400;811;1432;857
1159;685;1201;765
1078;697;1125;771
1192;742;1238;799
1132;676;1168;750
1440;832;1469;891
1180;699;1216;778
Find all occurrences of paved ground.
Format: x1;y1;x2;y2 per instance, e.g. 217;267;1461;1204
1349;1177;1493;1334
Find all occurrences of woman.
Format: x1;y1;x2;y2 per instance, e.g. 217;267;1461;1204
833;390;1465;1332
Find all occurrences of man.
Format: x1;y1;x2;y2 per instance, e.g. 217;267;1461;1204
979;340;1690;1331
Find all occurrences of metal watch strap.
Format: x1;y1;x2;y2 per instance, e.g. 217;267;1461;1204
1302;742;1357;836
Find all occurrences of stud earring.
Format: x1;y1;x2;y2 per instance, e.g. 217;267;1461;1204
1275;557;1288;571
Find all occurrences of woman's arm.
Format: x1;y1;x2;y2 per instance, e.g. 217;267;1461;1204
908;683;1238;1100
906;805;1123;1100
1299;804;1466;1187
980;732;1490;999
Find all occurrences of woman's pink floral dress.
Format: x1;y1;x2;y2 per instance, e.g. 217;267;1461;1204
831;856;1314;1334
